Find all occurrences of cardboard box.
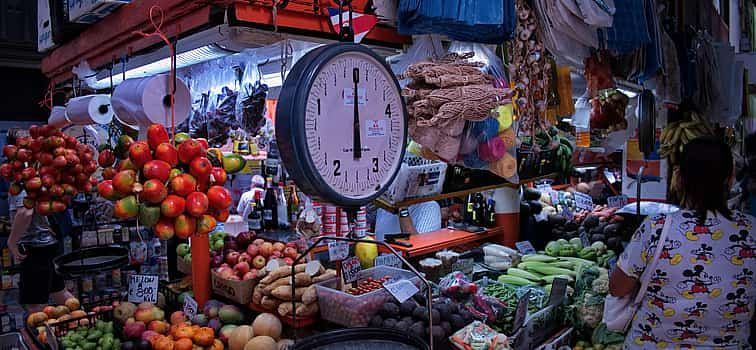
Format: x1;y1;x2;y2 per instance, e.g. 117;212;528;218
211;270;257;305
68;0;129;24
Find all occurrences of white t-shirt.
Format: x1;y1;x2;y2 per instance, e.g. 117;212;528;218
375;201;442;235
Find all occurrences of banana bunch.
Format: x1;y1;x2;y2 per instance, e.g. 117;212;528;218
556;135;574;180
658;113;713;165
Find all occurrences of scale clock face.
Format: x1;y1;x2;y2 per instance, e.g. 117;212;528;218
276;43;408;207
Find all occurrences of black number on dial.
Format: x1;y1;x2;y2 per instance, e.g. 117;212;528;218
385;104;392;118
333;160;341;177
372;157;379;173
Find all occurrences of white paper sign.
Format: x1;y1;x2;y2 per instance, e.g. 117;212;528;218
536;183;553;193
183;295;198;319
128;274;158;304
373;254;402;268
574;192;594;211
515;241;536;255
607;195;629;208
341;256;362;284
383;279;419;303
328;241;349;261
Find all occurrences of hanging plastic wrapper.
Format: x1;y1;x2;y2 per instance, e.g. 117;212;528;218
235;52;269;137
401;44;517;181
391;34;446;81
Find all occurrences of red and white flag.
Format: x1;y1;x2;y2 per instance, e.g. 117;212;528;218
328;8;378;43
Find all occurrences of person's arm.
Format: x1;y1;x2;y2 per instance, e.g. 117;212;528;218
8;207;33;262
398;208;419;235
609;214;663;297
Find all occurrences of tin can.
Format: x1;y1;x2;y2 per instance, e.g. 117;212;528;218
324;205;337;214
323;223;337;235
313;202;323;217
355;219;368;228
322;213;337;224
338;224;351;236
353;227;368;238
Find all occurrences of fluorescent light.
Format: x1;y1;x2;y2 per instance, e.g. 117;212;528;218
618;88;638;98
91;45;232;89
561;117;572;123
260;71;291;88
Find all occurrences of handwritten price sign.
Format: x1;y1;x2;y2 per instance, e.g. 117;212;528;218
328;241;349;262
128;274;158;304
341;256;362;284
574;192;594;211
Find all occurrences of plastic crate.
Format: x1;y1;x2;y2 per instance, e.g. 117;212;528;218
314;266;420;327
0;332;28;350
381;155;447;204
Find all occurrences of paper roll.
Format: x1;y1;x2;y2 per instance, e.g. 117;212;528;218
112;74;191;128
48;106;68;128
65;94;114;125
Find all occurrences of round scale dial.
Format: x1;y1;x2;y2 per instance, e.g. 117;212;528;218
276;43;408;207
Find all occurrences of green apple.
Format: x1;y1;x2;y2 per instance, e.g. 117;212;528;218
176;243;190;257
211;239;224;252
184;254;192;263
212;231;226;242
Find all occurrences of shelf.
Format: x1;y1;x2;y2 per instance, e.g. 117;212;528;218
374;173;558;213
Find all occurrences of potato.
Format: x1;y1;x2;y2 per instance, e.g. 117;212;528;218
271;286;306;301
313;269;336;283
302;286;317;304
261;296;283;311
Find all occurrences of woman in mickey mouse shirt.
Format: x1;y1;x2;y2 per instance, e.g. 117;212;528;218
610;137;756;350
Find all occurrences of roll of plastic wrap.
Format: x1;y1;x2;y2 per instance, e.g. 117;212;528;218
112;74;191;128
65;94;114;125
48;106;68;128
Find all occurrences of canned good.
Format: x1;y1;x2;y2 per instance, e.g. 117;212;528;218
322;213;337;223
339;224;351;236
355;219;368;228
323;223;337;234
353;227;368;238
313;202;323;216
324;205;337;214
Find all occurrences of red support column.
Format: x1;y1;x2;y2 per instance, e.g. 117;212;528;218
190;234;210;309
493;187;520;247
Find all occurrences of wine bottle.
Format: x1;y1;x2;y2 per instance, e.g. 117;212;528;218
263;177;278;230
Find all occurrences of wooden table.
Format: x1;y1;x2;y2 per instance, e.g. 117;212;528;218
310;227;502;258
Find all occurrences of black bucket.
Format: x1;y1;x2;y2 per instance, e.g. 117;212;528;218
292;328;429;350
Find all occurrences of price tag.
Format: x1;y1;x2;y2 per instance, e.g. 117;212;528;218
128;274;158;304
580;232;591;248
512;290;530;331
574;192;594;211
383;279;420;303
548;277;568;306
536;183;553;193
305;261;322;276
607;195;629;208
373;254;402;269
549;191;559;205
266;259;280;272
340;256;362;284
515;241;536;255
183;295;198;319
328;241;349;261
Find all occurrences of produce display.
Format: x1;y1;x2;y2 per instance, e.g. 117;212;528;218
482;244;520;271
212;234;302;276
227;313;293;350
97;124;233;239
345;276;392;296
369;294;474;348
0;125;99;215
252;262;332;318
60;320;119;350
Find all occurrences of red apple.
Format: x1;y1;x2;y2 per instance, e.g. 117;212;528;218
210;167;227;186
170;174;197;197
243;270;258;280
238;253;252;264
246;244;259;257
25;177;42;192
189;157;212;179
102;167;117;180
142;160;171;183
207;186;232;210
195;138;209;150
160;195;186;218
146;124;170;150
225;251;240;265
270;251;282;259
154;217;175;240
216;266;234;279
272;242;285;252
253;238;265;246
112;170;137;194
284;257;294;266
2;145;17;160
38;152;53;166
22;167;37;181
141;179;168;204
154;143;178;167
177;139;202;165
128;141;152;168
283;247;298;259
185;192;209;217
233;261;250;276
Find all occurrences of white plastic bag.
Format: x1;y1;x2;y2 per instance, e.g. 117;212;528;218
392;34;445;77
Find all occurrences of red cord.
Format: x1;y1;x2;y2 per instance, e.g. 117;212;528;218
38;81;54;110
133;5;176;144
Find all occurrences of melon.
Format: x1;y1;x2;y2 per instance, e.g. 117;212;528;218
222;154;246;174
244;336;276;350
229;325;254;350
252;313;282;341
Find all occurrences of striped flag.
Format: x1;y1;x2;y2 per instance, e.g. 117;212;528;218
328;8;378;43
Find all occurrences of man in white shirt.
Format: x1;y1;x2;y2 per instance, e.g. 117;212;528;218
236;175;265;218
375;201;442;235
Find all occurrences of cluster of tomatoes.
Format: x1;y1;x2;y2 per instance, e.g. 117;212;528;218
0;125;98;215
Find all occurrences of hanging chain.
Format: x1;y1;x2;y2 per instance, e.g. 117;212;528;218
336;0;354;42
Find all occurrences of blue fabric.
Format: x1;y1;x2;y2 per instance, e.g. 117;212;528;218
598;0;652;54
398;0;515;44
639;0;662;82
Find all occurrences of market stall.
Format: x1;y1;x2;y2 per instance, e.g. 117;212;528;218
2;0;754;349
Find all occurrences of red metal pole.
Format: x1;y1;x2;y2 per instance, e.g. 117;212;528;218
191;234;211;309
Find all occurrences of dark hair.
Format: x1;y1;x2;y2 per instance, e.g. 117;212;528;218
679;136;733;222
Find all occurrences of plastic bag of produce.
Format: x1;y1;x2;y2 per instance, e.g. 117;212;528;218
392;34;446;80
450;321;511;350
440;271;478;301
235;53;269;137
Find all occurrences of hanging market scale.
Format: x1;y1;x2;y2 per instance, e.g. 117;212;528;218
275;42;408;207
